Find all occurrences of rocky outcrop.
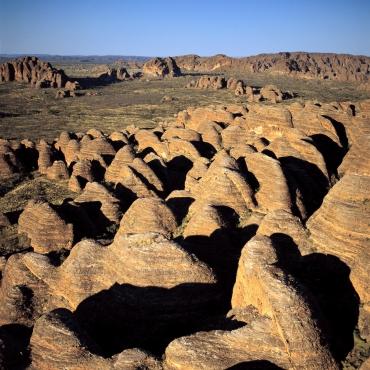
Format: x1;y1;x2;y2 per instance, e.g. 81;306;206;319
117;197;177;237
0;56;68;87
0;139;22;179
143;57;181;78
244;152;292;213
98;67;132;83
307;174;370;339
37;140;54;174
46;160;69;180
186;76;226;89
175;52;370;82
74;182;122;225
18;200;74;253
1;97;370;368
30;307;163;369
164;235;338;370
30;308;112;370
187;76;290;102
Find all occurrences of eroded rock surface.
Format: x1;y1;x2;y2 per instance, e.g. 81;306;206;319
0;56;68;87
175;52;370;82
143;57;181;78
1;97;369;369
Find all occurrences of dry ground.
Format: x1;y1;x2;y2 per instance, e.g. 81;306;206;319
1;62;369;141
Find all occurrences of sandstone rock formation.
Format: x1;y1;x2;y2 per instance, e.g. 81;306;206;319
164;235;338;370
1;97;370;369
30;307;163;369
307;174;370;339
187;76;290;102
175;52;370;82
0;139;22;179
187;76;226;89
117;197;177;237
98;67;133;83
143;57;181;78
74;181;122;225
46;160;69;180
18;199;74;253
116;67;131;80
0;56;68;87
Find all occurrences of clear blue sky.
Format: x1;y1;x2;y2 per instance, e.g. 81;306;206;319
1;0;369;56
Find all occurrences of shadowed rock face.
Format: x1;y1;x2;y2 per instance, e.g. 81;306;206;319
0;98;369;368
0;139;23;179
165;235;338;370
0;56;68;87
307;174;370;340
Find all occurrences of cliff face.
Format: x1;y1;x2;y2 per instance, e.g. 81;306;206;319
175;52;370;82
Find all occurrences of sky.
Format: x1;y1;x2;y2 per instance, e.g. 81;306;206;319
0;0;369;57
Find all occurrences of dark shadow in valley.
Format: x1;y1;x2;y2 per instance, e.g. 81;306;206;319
58;199;119;243
74;282;232;357
166;195;194;224
308;134;345;178
166;155;193;192
321;115;349;150
227;360;285;370
179;222;259;311
191;140;217;159
114;183;138;212
73;76;122;89
0;323;32;369
0;111;21;118
279;156;329;220
299;253;359;361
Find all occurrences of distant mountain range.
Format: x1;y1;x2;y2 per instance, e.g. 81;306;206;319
1;52;369;82
0;54;151;64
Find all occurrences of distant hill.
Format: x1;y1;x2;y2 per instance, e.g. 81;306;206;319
1;52;369;82
0;54;151;65
174;52;370;82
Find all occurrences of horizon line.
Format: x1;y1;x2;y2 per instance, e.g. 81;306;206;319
1;51;370;59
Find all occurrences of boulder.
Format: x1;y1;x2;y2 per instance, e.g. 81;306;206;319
260;84;283;103
37;140;54;174
117;197;177;238
46;160;69;181
244;152;292;213
0;140;21;179
143;57;181;78
65;80;81;91
18;200;74;254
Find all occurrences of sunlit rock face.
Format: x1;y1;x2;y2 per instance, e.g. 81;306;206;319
1;98;369;369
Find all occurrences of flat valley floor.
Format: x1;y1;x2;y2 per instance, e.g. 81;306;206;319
1;62;369;141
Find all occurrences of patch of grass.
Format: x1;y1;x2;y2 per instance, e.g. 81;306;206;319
0;175;75;214
1;64;368;141
342;328;370;369
0;225;30;257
